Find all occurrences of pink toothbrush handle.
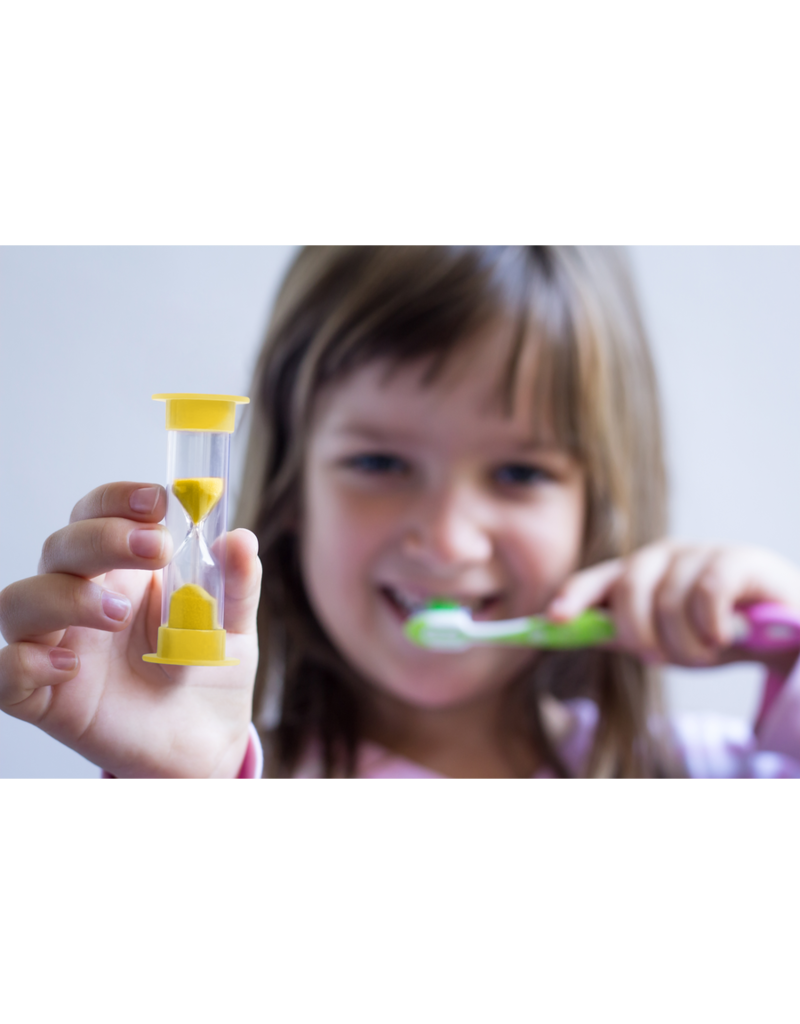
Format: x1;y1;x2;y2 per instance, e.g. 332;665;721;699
734;603;800;652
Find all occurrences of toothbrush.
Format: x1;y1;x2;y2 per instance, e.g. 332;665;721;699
404;599;800;654
404;600;614;652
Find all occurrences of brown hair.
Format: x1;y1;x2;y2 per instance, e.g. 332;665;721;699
235;246;670;777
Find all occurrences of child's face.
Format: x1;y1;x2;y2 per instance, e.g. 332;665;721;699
300;334;586;710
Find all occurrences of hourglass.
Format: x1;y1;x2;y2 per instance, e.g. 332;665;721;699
143;393;249;667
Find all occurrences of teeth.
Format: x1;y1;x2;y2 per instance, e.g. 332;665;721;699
387;588;428;614
385;586;489;614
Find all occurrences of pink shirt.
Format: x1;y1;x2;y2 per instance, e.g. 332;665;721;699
235;654;800;779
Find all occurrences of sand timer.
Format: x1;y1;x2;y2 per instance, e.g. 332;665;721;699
143;393;249;667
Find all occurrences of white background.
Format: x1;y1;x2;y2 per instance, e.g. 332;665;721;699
1;245;798;778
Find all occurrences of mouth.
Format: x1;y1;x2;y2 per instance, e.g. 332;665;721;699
379;584;502;623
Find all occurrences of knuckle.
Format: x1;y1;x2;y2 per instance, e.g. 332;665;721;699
65;577;91;621
0;643;54;711
11;642;35;677
627;547;660;581
706;548;733;583
693;571;720;605
99;483;114;518
68;496;85;524
39;529;61;573
654;581;682;621
91;518;115;560
613;570;637;604
70;484;98;524
0;644;24;702
0;585;14;640
622;548;647;573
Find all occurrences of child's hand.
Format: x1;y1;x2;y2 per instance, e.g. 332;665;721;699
547;541;800;672
0;482;262;777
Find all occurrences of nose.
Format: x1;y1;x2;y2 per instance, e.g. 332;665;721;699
401;480;493;572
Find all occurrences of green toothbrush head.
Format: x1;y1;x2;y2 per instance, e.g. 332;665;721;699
404;600;473;651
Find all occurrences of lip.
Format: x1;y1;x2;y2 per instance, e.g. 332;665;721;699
378;583;503;623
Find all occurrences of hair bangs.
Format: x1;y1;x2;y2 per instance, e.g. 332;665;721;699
307;247;533;391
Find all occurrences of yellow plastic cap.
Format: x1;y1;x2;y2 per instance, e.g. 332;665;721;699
143;625;239;667
153;393;250;433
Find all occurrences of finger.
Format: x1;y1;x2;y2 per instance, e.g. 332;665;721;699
687;551;743;648
0;574;133;645
222;530;262;635
691;547;800;647
39;517;171;578
70;482;168;525
547;559;625;621
0;641;80;714
608;545;673;661
654;549;721;665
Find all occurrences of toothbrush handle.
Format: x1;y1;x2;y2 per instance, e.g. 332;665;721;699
523;608;616;648
735;603;800;653
529;603;800;653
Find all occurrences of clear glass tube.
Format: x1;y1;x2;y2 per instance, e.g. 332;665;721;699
161;430;230;633
144;392;248;668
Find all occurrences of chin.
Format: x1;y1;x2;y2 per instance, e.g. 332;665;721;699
378;670;497;711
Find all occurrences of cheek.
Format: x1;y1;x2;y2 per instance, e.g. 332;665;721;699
301;480;393;610
508;495;585;594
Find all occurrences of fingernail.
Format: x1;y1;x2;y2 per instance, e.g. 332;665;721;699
102;591;131;621
129;528;164;559
130;486;160;514
50;649;78;671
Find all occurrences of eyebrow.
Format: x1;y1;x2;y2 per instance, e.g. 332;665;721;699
330;423;563;454
331;424;418;444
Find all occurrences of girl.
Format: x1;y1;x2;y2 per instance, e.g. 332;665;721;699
1;246;799;778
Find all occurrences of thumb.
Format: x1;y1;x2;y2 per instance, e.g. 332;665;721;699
222;529;262;635
547;558;624;622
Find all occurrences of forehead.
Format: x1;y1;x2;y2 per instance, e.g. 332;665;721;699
310;325;553;448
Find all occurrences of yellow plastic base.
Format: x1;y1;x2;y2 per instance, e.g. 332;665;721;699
143;626;239;667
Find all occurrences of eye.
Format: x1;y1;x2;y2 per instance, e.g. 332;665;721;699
494;463;551;487
345;453;409;476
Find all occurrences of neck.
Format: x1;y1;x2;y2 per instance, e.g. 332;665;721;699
360;683;540;779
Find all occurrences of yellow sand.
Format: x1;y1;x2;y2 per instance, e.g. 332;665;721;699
172;477;224;524
168;584;219;630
